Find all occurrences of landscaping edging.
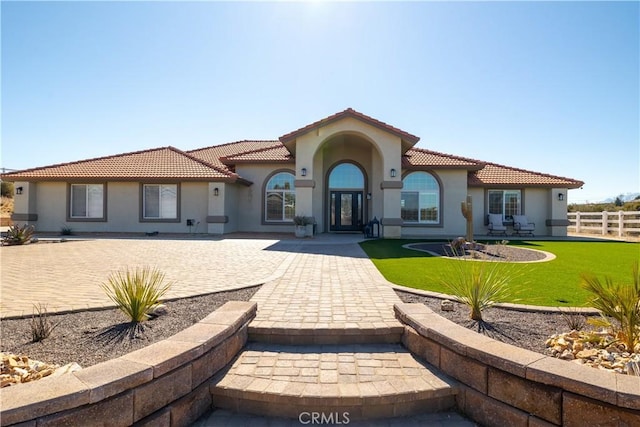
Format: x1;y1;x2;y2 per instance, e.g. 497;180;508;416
395;303;640;426
0;301;256;426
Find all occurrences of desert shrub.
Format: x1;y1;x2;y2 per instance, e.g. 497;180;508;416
60;225;73;236
1;181;13;198
2;224;35;245
581;261;640;352
559;307;587;331
440;246;525;321
101;267;173;322
30;303;59;342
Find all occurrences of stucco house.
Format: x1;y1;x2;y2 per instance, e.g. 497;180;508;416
3;108;583;238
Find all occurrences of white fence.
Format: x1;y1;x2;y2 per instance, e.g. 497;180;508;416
568;211;640;237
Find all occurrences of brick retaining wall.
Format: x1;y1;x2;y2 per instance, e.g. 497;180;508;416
0;301;256;426
395;303;640;426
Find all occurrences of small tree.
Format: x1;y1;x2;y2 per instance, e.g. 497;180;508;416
1;181;14;198
614;196;624;207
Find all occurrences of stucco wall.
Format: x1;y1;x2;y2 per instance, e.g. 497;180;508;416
401;170;469;238
29;181;210;233
234;164;297;233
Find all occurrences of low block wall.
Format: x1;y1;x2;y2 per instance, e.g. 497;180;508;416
0;301;256;427
395;303;640;426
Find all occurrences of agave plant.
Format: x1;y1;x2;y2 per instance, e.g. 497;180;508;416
581;261;640;352
440;246;524;321
101;267;173;323
2;224;35;245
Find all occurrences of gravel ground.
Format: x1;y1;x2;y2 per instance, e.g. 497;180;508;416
0;286;259;368
408;242;548;262
395;290;593;353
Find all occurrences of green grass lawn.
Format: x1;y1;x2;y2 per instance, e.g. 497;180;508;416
360;239;640;307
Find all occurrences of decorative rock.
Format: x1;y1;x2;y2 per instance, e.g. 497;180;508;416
440;300;455;312
576;349;598;359
560;350;575;360
0;353;65;387
147;303;169;319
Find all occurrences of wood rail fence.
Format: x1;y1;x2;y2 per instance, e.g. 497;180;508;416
568;211;640;237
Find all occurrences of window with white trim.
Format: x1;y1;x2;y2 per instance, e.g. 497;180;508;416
143;184;178;219
265;172;295;222
401;172;440;223
488;190;521;220
70;184;104;218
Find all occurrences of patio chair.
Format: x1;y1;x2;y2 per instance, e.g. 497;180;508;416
487;213;507;236
513;215;535;236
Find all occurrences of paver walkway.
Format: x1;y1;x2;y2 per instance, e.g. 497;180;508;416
0;237;294;318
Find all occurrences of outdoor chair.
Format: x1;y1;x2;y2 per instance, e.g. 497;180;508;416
487;213;507;236
513;215;535;236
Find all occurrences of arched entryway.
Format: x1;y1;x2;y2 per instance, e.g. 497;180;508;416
327;162;366;232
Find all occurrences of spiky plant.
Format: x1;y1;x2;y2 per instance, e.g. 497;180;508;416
440;247;524;321
581;261;640;352
30;303;59;342
101;267;173;323
2;224;35;245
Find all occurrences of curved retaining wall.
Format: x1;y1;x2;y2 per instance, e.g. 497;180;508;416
395;303;640;426
0;301;256;427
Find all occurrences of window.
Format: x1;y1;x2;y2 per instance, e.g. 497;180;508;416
488;190;521;220
70;184;104;219
401;172;440;224
265;172;295;222
328;163;364;189
143;184;178;219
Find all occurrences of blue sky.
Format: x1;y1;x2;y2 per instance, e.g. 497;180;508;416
2;1;638;203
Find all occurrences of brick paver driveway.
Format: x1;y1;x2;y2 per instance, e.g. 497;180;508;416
0;237;295;318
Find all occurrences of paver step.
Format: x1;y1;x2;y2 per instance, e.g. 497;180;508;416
192;409;477;426
248;321;404;345
211;343;459;421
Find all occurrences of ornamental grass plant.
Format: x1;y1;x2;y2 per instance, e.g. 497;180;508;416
101;267;173;323
581;261;640;352
439;244;525;321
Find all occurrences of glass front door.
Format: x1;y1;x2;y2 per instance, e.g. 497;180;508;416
330;191;363;232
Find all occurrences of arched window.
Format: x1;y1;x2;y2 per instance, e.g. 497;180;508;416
328;163;364;189
401;172;440;224
265;171;295;222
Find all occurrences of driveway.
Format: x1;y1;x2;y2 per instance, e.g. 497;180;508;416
0;237;297;318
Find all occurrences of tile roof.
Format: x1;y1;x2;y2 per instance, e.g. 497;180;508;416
279;108;420;144
220;144;293;164
468;162;584;188
1;146;239;182
188;140;281;169
403;147;484;170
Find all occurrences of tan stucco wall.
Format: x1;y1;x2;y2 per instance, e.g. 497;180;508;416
27;182;210;233
400;170;469;238
234;164;297;233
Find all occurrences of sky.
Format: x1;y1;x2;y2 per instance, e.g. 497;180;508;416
1;1;638;203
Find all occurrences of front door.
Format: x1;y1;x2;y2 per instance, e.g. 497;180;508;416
330;191;363;232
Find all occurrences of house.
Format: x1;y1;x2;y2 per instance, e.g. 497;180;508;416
3;108;583;238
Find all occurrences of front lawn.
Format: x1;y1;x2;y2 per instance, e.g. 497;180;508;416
360;239;640;307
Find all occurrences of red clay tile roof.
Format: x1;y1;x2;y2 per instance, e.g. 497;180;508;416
1;146;241;182
220;144;293;164
468;162;584;188
404;147;484;170
279;108;420;144
188;140;281;169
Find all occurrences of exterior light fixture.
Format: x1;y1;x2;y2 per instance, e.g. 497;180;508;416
558;192;564;201
214;188;219;197
301;168;307;177
15;186;23;195
390;168;397;178
367;193;372;200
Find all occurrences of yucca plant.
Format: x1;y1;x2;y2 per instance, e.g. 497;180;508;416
440;246;524;321
30;303;60;342
101;267;173;323
581;261;640;352
2;224;35;245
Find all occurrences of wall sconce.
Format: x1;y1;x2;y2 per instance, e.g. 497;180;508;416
367;193;372;200
301;168;307;177
557;192;564;202
214;188;219;197
390;168;397;178
15;186;23;195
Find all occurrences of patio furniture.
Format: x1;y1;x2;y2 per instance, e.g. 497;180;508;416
487;214;507;236
513;215;535;236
